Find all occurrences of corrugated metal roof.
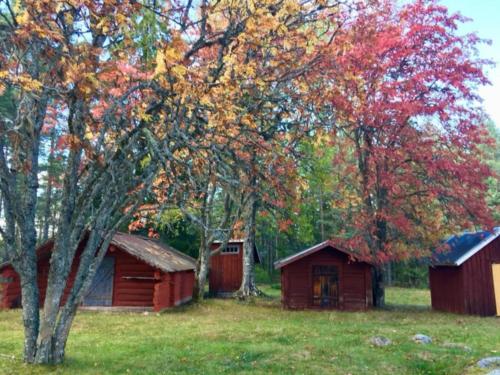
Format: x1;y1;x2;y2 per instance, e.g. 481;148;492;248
0;233;196;273
431;227;500;267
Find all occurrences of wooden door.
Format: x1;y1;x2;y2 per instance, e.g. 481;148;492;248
312;265;339;308
83;257;115;306
492;264;500;316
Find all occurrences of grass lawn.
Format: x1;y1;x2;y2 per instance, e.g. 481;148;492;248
0;287;499;374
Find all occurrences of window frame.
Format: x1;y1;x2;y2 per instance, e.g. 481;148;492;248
221;244;240;255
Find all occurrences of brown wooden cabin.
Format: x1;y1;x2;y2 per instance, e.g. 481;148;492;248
0;233;196;312
209;240;261;296
275;240;373;310
429;228;500;316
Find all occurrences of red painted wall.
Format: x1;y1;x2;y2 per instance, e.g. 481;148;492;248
209;242;243;294
429;266;464;314
0;253;79;309
280;246;373;310
1;243;195;310
430;236;500;316
110;246;156;307
0;267;21;308
153;270;194;311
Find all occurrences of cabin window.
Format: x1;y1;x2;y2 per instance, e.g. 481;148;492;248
312;265;339;308
222;245;240;254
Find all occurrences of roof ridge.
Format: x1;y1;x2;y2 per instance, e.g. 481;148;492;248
274;239;369;269
114;232;196;262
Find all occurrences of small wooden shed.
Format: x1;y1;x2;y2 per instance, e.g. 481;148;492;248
0;233;196;311
275;240;373;310
209;240;261;296
429;228;500;316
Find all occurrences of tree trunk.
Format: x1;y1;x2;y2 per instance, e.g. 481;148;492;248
267;239;273;280
372;265;385;308
386;261;392;287
319;186;325;241
237;190;260;298
19;269;40;363
193;240;210;301
34;235;78;364
42;130;55;243
51;304;78;364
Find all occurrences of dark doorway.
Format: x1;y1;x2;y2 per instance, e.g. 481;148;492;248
312;265;339;308
83;257;115;306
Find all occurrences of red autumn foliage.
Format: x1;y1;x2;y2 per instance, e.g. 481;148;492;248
319;0;495;262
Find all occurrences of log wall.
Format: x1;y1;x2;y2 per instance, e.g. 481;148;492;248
0;244;195;310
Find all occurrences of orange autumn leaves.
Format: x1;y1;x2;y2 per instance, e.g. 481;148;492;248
1;0;493;263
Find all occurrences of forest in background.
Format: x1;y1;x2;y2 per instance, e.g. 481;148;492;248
0;0;498;364
9;118;497;289
149;120;500;288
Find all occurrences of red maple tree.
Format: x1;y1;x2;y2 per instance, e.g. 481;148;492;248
319;0;495;305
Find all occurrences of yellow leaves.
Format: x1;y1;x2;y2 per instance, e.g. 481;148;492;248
116;14;127;26
246;17;257;33
154;37;187;80
64;62;83;85
199;95;212;107
240;114;256;129
164;46;182;62
155;50;167;76
0;69;43;93
16;10;30;25
18;75;43;92
84;129;94;141
277;24;288;37
96;17;111;34
247;0;256;13
171;64;187;78
297;81;309;94
312;130;330;148
280;0;301;16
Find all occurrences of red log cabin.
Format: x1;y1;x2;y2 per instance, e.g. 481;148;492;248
429;228;500;316
275;240;373;310
209;240;261;296
0;233;196;312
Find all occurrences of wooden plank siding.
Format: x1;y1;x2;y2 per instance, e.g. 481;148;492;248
429;266;465;314
209;242;243;295
430;235;500;316
280;246;373;310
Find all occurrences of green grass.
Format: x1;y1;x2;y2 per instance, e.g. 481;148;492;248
0;287;499;374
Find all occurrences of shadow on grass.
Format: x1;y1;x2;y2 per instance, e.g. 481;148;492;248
384;304;431;313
